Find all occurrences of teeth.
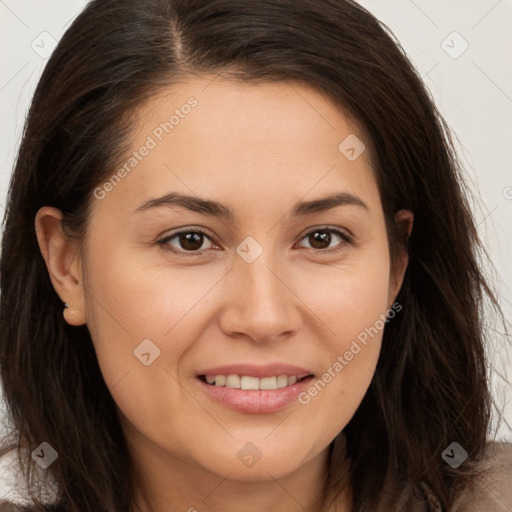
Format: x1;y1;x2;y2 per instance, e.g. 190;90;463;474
214;375;226;386
241;376;260;390
276;375;288;388
205;374;308;390
226;375;240;388
259;376;277;390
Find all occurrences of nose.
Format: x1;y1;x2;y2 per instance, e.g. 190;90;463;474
218;248;303;344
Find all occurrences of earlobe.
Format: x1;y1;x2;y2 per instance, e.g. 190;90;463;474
35;207;87;326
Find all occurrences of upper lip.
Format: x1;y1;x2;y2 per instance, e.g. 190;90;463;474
197;363;314;379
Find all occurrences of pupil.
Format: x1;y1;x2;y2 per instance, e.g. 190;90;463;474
180;232;203;251
310;231;331;249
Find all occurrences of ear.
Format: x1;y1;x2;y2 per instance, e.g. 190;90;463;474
35;207;86;326
388;209;414;307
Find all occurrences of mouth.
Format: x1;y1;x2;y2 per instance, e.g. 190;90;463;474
195;369;315;414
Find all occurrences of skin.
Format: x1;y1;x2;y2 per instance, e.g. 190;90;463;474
36;76;413;512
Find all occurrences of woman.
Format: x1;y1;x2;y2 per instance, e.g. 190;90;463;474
0;0;510;511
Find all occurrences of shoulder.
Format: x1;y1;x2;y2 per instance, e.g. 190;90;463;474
451;441;512;511
375;441;512;512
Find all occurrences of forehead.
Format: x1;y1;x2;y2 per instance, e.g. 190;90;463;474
92;76;381;219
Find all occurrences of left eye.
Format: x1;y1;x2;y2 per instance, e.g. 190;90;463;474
296;228;352;253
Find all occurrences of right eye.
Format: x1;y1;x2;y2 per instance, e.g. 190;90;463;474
158;228;219;256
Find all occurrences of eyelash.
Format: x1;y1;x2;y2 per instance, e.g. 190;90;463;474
158;226;353;257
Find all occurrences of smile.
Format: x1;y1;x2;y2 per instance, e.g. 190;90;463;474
200;373;312;390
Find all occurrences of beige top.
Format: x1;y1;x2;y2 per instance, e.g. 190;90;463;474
374;441;512;511
0;441;511;510
451;442;512;512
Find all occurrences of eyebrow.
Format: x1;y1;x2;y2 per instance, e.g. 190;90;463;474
134;191;370;219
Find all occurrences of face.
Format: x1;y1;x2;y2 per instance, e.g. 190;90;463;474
40;77;411;484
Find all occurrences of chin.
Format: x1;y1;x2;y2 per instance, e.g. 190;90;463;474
193;441;312;482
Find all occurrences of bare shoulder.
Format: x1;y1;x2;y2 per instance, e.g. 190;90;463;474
451;441;512;511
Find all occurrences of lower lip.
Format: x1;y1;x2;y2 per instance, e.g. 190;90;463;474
196;376;314;414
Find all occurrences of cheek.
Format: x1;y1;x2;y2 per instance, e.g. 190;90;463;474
294;239;391;430
295;237;391;347
81;237;229;389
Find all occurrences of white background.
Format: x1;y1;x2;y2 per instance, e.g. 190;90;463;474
0;1;511;440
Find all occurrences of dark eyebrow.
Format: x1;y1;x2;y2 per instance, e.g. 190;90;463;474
134;191;370;219
290;192;370;216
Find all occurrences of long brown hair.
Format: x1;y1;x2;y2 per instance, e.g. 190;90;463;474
0;1;505;511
